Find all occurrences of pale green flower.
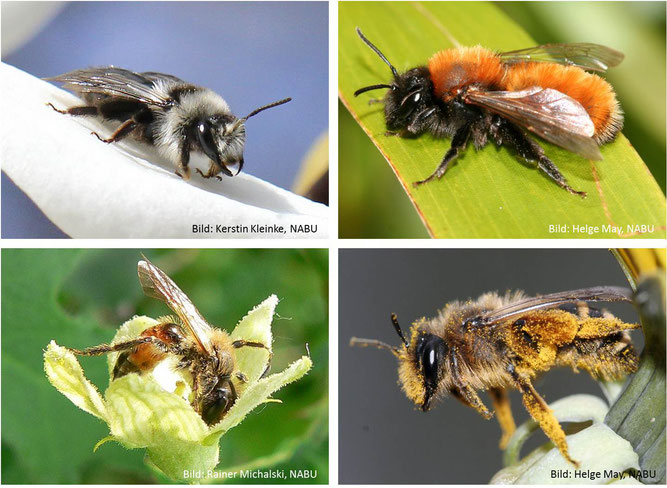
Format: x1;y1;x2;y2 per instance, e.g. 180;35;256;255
490;394;640;485
44;295;312;481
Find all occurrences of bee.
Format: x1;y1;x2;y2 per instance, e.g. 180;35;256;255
350;286;639;466
354;28;625;197
46;67;291;180
67;257;270;426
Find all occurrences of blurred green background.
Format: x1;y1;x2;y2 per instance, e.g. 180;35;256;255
2;249;328;484
339;1;666;238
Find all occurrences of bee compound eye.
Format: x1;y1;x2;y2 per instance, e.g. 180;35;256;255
196;120;219;161
416;334;447;391
201;379;236;425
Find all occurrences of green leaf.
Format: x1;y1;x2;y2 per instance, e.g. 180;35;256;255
339;2;666;238
606;273;666;484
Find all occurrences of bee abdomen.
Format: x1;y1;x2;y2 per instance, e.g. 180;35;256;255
113;351;143;379
557;331;638;381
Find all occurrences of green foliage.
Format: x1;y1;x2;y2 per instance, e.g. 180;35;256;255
339;1;666;238
606;273;666;484
2;249;328;484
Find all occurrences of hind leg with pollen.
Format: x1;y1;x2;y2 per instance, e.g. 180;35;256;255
509;366;579;466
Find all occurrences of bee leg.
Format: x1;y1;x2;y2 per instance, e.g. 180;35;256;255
176;145;191;180
449;347;492;418
508;365;580;467
67;335;166;356
413;124;471;187
232;340;273;378
449;385;493;419
91;119;136;144
195;164;223;181
235;372;248;383
489;387;516;449
496;121;586;198
537;156;587;198
47;103;99;116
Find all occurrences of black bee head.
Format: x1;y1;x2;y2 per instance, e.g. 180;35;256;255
195;97;290;178
382;67;434;131
350;313;448;412
412;332;448;411
200;377;237;426
354;28;435;132
195;115;246;177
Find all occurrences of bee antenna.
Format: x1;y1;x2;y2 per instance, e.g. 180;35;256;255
242;97;292;121
391;313;410;348
305;342;311;358
356;27;399;78
354;84;392;97
350;337;400;356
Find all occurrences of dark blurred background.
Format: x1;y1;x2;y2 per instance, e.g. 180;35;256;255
339;1;666;238
1;1;328;237
339;249;644;483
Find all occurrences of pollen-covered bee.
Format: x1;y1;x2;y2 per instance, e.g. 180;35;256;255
67;257;270;425
350;286;639;466
354;28;625;197
47;67;291;180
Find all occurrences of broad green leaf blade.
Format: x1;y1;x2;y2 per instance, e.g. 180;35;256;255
339;2;666;238
606;273;666;484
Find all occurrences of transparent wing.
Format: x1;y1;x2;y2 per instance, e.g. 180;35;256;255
140;71;188;85
500;43;624;72
46;67;176;107
137;257;213;353
465;87;602;160
482;286;633;325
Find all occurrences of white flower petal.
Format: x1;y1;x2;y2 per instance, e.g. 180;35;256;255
1;3;65;57
1;63;328;238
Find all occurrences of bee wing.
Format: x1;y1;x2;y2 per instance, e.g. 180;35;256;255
500;43;624;72
137;258;213;354
465;88;602;160
482;286;633;325
46;67;175;108
139;71;188;85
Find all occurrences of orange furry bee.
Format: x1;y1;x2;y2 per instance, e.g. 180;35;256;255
354;28;624;197
350;286;639;466
67;257;270;425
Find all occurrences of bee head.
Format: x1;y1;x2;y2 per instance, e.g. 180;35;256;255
354;28;435;132
199;376;237;426
194;96;290;178
195;115;246;177
398;322;448;412
350;314;448;412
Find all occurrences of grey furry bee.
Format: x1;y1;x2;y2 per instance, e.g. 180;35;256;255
351;286;639;466
47;67;291;180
